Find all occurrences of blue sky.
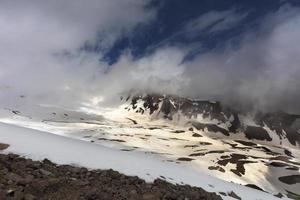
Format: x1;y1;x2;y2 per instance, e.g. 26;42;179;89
99;0;300;64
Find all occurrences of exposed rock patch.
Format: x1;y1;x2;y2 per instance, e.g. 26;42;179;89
244;126;272;141
278;175;300;185
217;154;257;177
192;122;229;136
177;157;194;162
0;143;9;150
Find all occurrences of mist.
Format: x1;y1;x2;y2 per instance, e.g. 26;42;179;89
0;1;300;114
180;5;300;113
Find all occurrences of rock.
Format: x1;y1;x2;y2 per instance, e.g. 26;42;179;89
142;192;158;200
129;189;137;195
219;192;227;196
228;191;241;200
274;193;283;198
6;172;21;181
0;153;222;200
0;143;9;150
14;190;25;199
74;180;89;186
163;191;179;199
244;126;272;141
31;162;42;169
24;194;36;200
7;189;15;196
70;167;81;174
38;169;53;176
6;172;32;186
85;188;98;199
42;158;53;165
192;133;202;137
0;189;6;199
22;174;34;184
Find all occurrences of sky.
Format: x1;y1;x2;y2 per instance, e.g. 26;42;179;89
0;0;300;113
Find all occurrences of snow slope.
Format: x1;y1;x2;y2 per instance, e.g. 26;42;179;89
0;122;281;200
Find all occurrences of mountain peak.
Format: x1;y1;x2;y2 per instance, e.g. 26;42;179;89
122;93;300;147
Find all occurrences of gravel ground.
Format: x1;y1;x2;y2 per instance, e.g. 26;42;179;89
0;143;222;200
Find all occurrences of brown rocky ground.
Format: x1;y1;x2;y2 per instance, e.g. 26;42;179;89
0;145;222;200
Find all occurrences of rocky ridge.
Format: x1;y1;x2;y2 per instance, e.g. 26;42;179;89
123;94;300;147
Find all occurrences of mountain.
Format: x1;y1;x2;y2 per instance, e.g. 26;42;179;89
118;93;300;199
0;92;299;199
123;93;300;147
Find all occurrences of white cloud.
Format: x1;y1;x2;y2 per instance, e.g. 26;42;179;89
183;9;249;37
0;0;155;107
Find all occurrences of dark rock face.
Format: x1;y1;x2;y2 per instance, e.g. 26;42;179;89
278;175;300;185
254;112;300;145
245;184;265;192
234;140;257;146
192;122;229;136
244;126;272;141
208;166;225;173
127;94;222;119
0;153;222;200
124;94;300;146
228;191;241;200
125;93;240;130
269;162;290;167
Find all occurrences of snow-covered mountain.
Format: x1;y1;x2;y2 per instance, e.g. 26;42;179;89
0;92;299;199
117;93;300;199
123;93;300;147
